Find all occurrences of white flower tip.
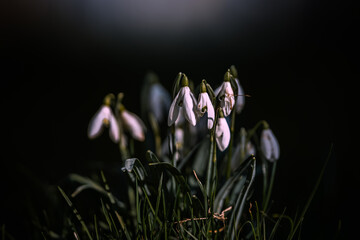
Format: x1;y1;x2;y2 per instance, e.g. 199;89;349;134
121;158;137;172
215;118;230;151
121;110;146;142
260;129;280;162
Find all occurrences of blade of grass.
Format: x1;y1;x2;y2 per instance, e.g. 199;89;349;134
135;177;142;235
269;208;287;240
101;198;113;233
193;170;207;218
162;189;168;240
109;212;120;238
155;173;164;223
58;186;93;240
227;157;256;239
94;215;99;240
288;144;332;240
214;156;253;213
181;224;199;240
115;211;131;240
263;161;277;212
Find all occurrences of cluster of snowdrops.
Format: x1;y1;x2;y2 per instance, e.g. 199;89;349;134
61;65;286;240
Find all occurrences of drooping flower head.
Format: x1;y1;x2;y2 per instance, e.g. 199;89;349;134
117;93;147;142
168;73;198;126
214;70;235;117
88;93;119;143
260;122;280;162
231;127;256;170
197;80;215;129
141;72;171;124
215;108;231;151
230;65;245;114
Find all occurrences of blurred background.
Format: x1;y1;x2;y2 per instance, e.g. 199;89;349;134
1;0;356;239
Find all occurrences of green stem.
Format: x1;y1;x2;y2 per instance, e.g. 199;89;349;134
261;157;269;203
246;120;268;143
170;125;176;166
226;108;236;179
205;131;213;217
148;113;162;157
206;108;219;215
263;161;277;211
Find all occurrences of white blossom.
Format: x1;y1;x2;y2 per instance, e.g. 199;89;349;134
215;115;231;151
88;105;119;143
148;83;171;123
120;109;147;142
197;92;215;129
234;78;245;114
168;86;197;126
260;128;280;162
214;81;235;117
231;128;256;169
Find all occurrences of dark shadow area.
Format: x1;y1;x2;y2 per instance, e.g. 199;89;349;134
1;0;356;239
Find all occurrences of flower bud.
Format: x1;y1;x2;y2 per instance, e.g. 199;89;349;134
260;125;280;162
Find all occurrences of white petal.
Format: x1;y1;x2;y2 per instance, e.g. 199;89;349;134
109;112;120;143
214;84;223;97
225;84;235;116
175;127;184;150
218;82;234;117
197;93;207;115
121;158;137;172
87;105;111;139
246;142;256;157
197;92;214;129
215;118;230;151
175;110;185;126
260;129;280;162
235;78;245;113
205;94;215;129
190;90;201;119
167;88;183;126
269;130;280;160
149;83;171;122
122;110;146;141
182;87;197;126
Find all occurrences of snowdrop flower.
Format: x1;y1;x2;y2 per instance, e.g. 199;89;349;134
214;70;235;116
260;123;280;162
230;65;245;114
168;74;198;126
215;108;231;151
118;103;147;142
142;72;171;123
234;78;245;113
231;128;256;169
121;158;137;172
88;94;119;143
197;81;215;129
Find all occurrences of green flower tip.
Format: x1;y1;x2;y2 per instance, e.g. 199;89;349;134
181;74;189;87
230;65;238;78
118;103;126;112
200;81;207;93
224;70;231;82
145;71;159;84
103;93;115;106
262;120;270;129
218;108;225;118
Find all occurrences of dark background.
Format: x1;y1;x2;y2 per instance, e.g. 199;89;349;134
1;0;356;239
